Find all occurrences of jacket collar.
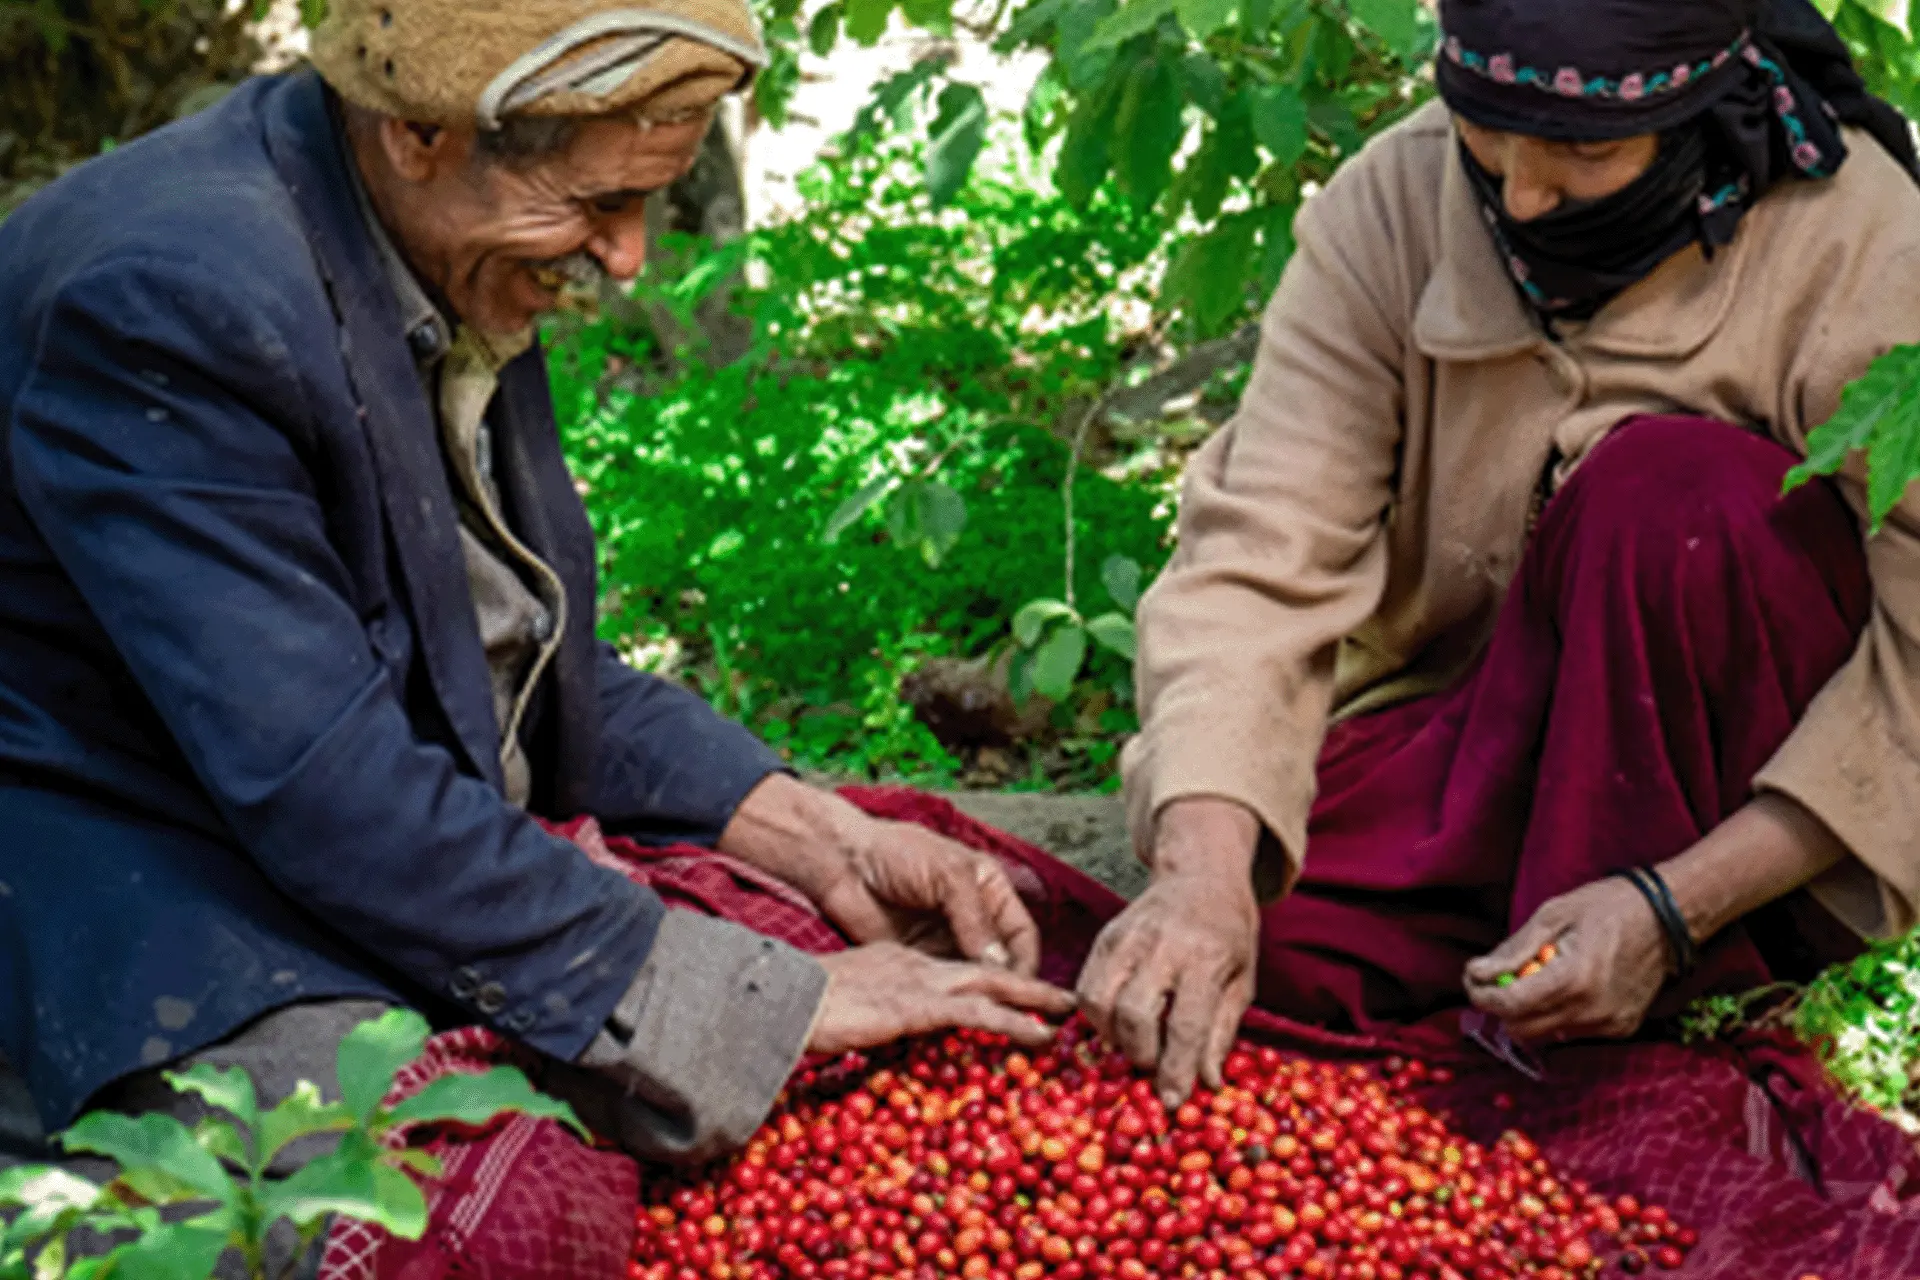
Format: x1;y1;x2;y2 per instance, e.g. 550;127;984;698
1412;106;1746;365
259;70;505;789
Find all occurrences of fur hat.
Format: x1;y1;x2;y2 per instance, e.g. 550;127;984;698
311;0;766;130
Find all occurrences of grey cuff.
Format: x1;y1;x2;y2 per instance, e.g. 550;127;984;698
573;911;827;1164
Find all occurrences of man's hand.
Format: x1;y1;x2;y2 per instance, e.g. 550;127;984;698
719;774;1041;974
1463;877;1668;1043
1075;798;1263;1108
810;944;1075;1056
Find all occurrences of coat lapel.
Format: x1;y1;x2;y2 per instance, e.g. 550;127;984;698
259;71;504;788
493;351;601;813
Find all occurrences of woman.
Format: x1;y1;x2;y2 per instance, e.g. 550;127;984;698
1077;0;1920;1105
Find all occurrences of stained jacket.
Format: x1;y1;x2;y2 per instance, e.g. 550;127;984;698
1125;100;1920;936
0;70;785;1128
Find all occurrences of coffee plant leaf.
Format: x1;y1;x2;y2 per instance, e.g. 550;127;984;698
1088;0;1176;51
1013;598;1078;647
1250;83;1309;166
1032;623;1090;699
1163;212;1259;330
261;1131;426;1239
1086;612;1138;661
384;1066;590;1141
809;3;843;56
1787;342;1920;533
101;1220;232;1280
1101;555;1143;611
61;1112;235;1207
335;1009;429;1126
1057;0;1120;87
1348;0;1420;56
927;83;989;208
901;0;955;33
256;1081;353;1168
845;0;897;45
1056;82;1119;206
1174;0;1236;40
1112;56;1186;206
165;1064;259;1136
1180;51;1227;115
824;476;901;543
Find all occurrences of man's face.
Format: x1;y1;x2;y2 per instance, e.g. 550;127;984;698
364;112;709;335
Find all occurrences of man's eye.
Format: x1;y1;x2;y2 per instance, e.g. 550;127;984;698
589;193;642;215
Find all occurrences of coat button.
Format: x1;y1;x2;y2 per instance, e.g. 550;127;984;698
476;981;509;1015
450;966;481;1000
505;1009;536;1033
530;608;555;644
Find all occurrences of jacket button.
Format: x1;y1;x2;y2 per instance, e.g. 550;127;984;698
505;1009;536;1033
476;982;509;1015
530;608;555;644
450;967;481;1000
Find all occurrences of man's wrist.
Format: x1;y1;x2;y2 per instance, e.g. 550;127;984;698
717;774;865;903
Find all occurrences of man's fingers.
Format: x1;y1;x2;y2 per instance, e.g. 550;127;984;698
976;860;1043;976
1155;966;1221;1108
942;996;1057;1047
925;859;1005;969
946;962;1078;1017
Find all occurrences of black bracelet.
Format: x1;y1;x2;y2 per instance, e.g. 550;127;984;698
1612;867;1698;978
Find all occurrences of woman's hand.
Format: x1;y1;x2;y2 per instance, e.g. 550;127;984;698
1075;798;1263;1107
718;774;1041;974
1463;877;1669;1043
810;944;1075;1056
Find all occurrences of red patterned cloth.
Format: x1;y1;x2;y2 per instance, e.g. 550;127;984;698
319;787;1920;1280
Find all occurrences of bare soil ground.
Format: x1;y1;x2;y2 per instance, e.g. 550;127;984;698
938;791;1143;900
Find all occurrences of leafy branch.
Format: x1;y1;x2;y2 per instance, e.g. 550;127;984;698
1;1010;585;1280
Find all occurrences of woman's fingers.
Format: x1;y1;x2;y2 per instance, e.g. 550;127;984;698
1110;959;1175;1072
1463;915;1559;989
1199;978;1251;1091
1156;964;1225;1107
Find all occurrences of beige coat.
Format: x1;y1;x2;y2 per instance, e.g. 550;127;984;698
1124;99;1920;936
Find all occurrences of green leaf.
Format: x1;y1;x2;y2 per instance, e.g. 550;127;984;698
260;1131;427;1240
901;0;955;31
1101;555;1143;611
926;83;989;209
336;1009;429;1126
1259;199;1299;292
845;0;897;43
0;1166;103;1252
1012;599;1079;647
1086;612;1138;661
299;0;329;27
808;3;843;56
192;1118;250;1170
165;1065;259;1136
102;1220;232;1280
1112;56;1186;206
886;480;969;567
1001;0;1072;49
1031;624;1090;699
1788;343;1920;532
1348;0;1418;57
1056;81;1118;207
824;476;900;543
847;57;949;139
256;1081;354;1168
1179;52;1227;116
1174;0;1236;39
1186;128;1232;221
1163;213;1259;330
60;1112;235;1207
1250;83;1309;166
1058;0;1120;86
1088;0;1176;50
382;1066;590;1142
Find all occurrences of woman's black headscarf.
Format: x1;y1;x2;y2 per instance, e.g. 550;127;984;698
1435;0;1919;323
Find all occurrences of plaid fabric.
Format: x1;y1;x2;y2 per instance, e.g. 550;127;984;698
319;788;1920;1280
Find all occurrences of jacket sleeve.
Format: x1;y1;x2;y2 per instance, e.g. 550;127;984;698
1758;234;1920;936
9;258;658;1059
590;642;788;847
1120;158;1411;878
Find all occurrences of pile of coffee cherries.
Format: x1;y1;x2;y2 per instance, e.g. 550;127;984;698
629;1020;1697;1280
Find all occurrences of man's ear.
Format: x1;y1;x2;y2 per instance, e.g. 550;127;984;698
377;116;464;183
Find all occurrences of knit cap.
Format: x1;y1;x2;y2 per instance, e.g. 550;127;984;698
311;0;766;130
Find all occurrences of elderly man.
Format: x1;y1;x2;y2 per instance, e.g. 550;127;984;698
0;0;1069;1182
